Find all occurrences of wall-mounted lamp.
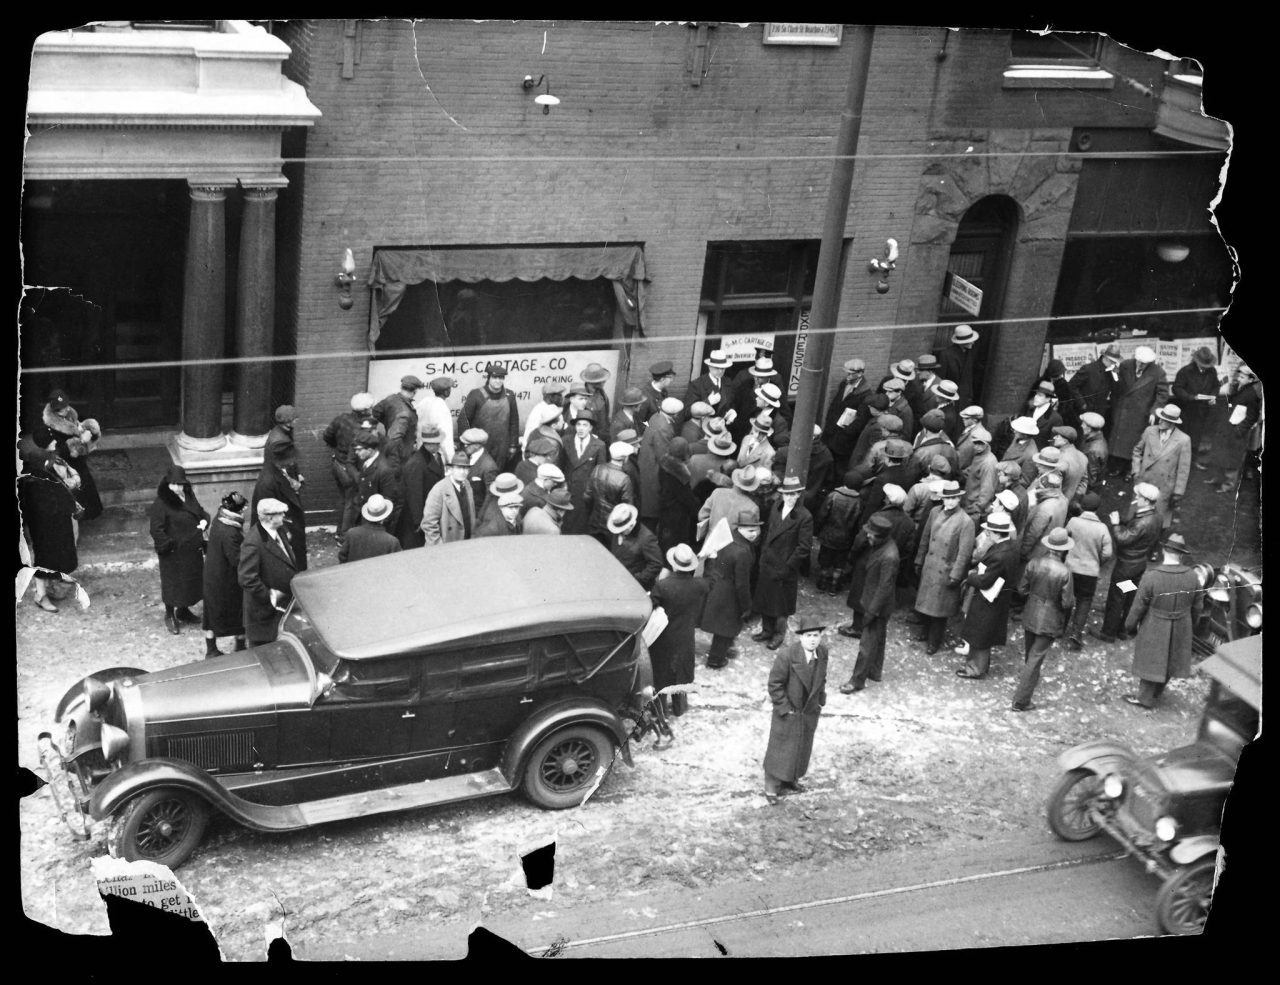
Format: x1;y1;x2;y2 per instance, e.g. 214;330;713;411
868;238;899;294
335;248;357;310
1156;241;1190;263
522;74;560;114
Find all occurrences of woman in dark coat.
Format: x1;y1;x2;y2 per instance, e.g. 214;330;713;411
647;544;712;716
149;464;209;636
18;451;81;611
33;389;103;520
202;491;248;656
657;437;698;556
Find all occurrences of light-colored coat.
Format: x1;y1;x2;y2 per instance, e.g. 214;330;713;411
914;506;975;618
1064;512;1114;577
421;479;475;545
1058;444;1089;501
961;449;999;519
697;486;757;541
737;431;776;472
521;505;562;535
1020;488;1069;562
1131;424;1192;525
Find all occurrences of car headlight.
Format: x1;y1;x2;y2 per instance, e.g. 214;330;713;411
100;723;130;762
1245;602;1263;629
1207;574;1231;604
1103;774;1125;799
1155;816;1178;842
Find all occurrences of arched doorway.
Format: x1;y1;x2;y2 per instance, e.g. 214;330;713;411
935;195;1019;404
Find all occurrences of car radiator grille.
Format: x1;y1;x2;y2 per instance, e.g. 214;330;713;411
1125;779;1163;830
165;730;256;770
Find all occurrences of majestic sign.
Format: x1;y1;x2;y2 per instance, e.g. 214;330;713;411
762;23;843;45
367;349;621;436
945;272;984;317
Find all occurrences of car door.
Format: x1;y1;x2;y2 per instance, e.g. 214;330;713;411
446;639;535;774
320;656;417;762
402;649;459;780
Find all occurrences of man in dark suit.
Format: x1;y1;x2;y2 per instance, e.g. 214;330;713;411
372;375;424;471
937;324;979;407
352;431;404;537
822;358;873;475
1067;342;1121;429
562;410;607;535
238;498;299;646
684;349;739;427
751;475;815;650
339;495;403;563
252;458;307;571
459;427;500;525
839;514;899;694
397;424;447;548
1095;482;1165;642
763;611;829;804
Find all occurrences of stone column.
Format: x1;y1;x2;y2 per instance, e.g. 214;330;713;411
176;183;232;451
230;185;281;446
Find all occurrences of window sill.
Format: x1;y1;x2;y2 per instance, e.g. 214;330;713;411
1002;65;1115;90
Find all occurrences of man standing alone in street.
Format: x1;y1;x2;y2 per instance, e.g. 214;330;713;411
1123;534;1202;710
763;612;829;805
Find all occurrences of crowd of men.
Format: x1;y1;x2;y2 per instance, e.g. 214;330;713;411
214;327;1261;716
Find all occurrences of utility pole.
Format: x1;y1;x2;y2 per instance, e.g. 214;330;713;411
784;25;874;485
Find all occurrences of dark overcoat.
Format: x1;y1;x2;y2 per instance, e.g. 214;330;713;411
753;501;813;617
254;466;308;571
698;537;754;638
354;453;404;535
1211;382;1262;473
238;522;298;644
938;343;976;406
637;413;676;519
859;538;899;617
763;642;828;784
398;445;447;548
1109;360;1170;461
1125;563;1203;683
18;463;79;575
1068;357;1116;420
611;526;664;590
913;507;975;617
649;572;712;690
563;435;607;534
340;521;403;563
658;459;699;554
962;538;1019;648
203;509;246;636
149;482;209;607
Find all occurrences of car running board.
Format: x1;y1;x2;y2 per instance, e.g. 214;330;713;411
295;768;515;826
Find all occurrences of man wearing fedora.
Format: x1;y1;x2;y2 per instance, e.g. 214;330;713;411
700;508;762;668
1122;533;1203;710
1078;412;1110;491
459;428;499;524
763;612;829;804
523;486;574;535
955;512;1020;679
586;441;638;546
457;362;521;472
728;358;784;444
420;375;457;460
634;360;678;427
648;543;711;717
374;375;425;471
339;494;403;563
859;438;912;520
839;513;899;693
1012;526;1075;712
484;473;525;527
638;396;682;533
611;386;647;441
1063;491;1114;650
1172;346;1222;470
323;391;377;536
1095;482;1164;643
688;430;737;498
737;412;777;473
1107;345;1170;478
929;380;963;441
913;480;974;655
823;358;873;474
999;416;1041;484
562;410;607;535
909;354;941;419
1130;403;1192;530
753;475;815;650
697;465;759;543
607;504;663;591
476;490;525;537
580;362;613;442
398;423;447;548
421;452;476;545
1025;380;1064;446
686;349;739;427
938;324;979;407
1067;341;1121;427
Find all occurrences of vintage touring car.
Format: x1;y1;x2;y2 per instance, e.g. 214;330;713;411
39;537;667;868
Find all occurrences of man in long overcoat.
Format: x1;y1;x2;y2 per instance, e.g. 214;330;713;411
421;453;476;545
1096;482;1164;642
1122;533;1203;709
751;476;814;650
822;358;873;474
1050;426;1090;503
253;459;307;572
763;612;829;803
954;405;986;472
606;504;664;591
352;431;404;540
648;543;712;716
955;512;1020;679
1130;404;1192;530
1107;346;1170;476
149;464;210;635
201;491;248;655
839;514;899;693
1171;346;1221;468
960;428;998;521
699;509;761;668
638;397;682;529
1067;342;1121;425
562;411;608;535
912;481;975;654
1013;527;1075;711
238;498;299;646
397;424;447;548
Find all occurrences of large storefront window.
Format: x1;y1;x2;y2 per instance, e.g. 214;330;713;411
698;240;823;400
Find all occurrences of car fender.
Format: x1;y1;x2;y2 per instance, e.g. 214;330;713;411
500;698;630;786
88;758;307;833
54;667;150;722
1056;739;1140;775
1170;836;1221;866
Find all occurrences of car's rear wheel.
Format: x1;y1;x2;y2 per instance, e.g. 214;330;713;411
521;726;616;810
109;789;209;869
1046;768;1104;841
1155;858;1216;936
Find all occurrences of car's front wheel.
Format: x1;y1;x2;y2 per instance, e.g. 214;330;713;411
522;725;616;810
1046;768;1105;841
1155;858;1216;936
109;789;209;869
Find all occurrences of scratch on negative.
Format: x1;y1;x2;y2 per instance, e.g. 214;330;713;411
409;19;471;132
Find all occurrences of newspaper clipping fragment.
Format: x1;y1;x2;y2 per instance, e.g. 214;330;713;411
91;855;205;922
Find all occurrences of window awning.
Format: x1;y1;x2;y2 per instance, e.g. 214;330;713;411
367;245;650;344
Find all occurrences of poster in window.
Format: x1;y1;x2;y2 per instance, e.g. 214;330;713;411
1051;342;1098;376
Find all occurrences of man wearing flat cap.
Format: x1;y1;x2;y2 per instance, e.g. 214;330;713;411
1050;426;1089;503
421;451;476;545
521;462;565;517
563;410;607;535
339;495;403;564
476;490;525;538
763;611;828;804
523;381;568;453
881;377;915;440
458;427;499;525
938;325;980;407
1079;412;1109;491
238;497;299;646
905;409;958;487
954;405;986;472
634;360;677;427
1107;345;1170;478
1122;533;1203;709
1067;341;1122;426
1172;347;1221;470
1095;482;1164;643
1131;404;1192;530
373;376;424;471
323;392;377;536
398;423;447;548
685;349;739;428
823;357;872;474
266;404;301;473
638;396;682;532
960;427;998;520
457;362;521;472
